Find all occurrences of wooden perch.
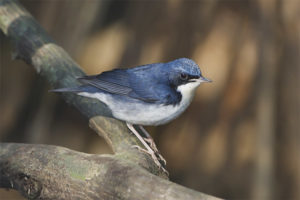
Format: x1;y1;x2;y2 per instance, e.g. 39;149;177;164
0;0;223;199
0;143;221;200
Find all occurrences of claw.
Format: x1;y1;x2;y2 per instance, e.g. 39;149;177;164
144;138;159;152
131;145;163;169
157;153;167;167
127;123;168;175
143;134;167;166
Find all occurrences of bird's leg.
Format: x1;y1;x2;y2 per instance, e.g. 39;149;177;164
137;125;158;151
126;122;167;171
137;125;166;166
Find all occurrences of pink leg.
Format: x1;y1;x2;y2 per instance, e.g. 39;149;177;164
138;125;166;166
126;122;168;173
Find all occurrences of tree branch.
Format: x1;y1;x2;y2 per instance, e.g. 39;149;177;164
0;143;221;200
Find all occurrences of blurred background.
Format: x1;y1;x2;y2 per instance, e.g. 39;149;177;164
0;0;299;199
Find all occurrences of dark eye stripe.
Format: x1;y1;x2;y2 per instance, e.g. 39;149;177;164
188;75;200;79
177;73;200;85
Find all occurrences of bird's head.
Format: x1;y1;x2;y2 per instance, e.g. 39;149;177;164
165;58;211;95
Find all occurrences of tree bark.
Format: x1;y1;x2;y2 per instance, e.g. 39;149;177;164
0;0;223;199
0;143;221;200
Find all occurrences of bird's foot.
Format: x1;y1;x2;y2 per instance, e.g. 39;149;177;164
131;145;168;175
144;138;166;166
137;125;167;166
144;138;159;152
127;123;168;174
131;145;162;166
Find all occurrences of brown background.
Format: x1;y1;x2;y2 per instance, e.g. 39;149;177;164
0;0;299;199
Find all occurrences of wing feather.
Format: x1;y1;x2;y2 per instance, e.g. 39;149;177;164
77;69;160;102
78;77;132;95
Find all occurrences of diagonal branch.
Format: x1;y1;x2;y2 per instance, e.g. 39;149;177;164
0;0;165;177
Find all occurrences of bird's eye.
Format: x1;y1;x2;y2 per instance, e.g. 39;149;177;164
180;73;188;81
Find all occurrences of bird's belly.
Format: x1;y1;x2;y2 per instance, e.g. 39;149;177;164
79;92;191;126
112;102;189;126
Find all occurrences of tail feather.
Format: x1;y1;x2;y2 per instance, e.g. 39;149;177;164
49;87;81;93
50;85;102;94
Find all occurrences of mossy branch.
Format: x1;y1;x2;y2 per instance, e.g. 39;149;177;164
0;143;221;200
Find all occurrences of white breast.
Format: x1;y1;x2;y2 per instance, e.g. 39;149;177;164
78;81;201;126
176;81;201;105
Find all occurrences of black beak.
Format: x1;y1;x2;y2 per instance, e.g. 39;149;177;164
199;76;212;83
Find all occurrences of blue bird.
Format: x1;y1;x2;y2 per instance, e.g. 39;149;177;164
52;58;211;171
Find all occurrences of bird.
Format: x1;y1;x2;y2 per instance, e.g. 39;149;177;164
52;58;211;172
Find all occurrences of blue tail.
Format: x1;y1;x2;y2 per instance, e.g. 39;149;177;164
50;85;102;94
49;87;82;93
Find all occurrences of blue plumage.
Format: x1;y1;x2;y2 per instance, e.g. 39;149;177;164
52;58;211;125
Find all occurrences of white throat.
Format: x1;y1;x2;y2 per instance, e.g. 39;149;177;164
176;81;201;104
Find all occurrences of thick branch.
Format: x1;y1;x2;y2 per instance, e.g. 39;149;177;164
0;143;221;200
0;0;165;176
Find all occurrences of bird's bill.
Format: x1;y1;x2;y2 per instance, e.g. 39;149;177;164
189;76;212;83
199;76;212;83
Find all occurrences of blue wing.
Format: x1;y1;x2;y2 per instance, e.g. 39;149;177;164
128;64;182;105
53;65;181;104
78;69;132;96
77;69;161;103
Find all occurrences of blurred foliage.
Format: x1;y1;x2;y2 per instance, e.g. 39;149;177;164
0;0;299;199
